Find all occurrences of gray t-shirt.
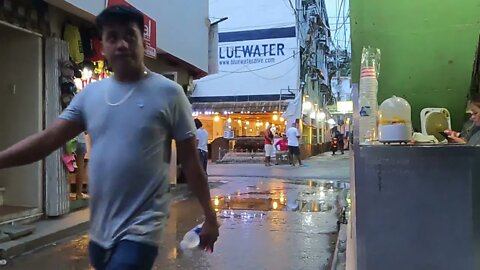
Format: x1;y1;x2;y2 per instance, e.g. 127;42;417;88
467;126;480;146
60;73;196;248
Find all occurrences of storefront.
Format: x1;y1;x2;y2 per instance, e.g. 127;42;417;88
41;3;116;214
45;0;209;189
0;0;210;221
0;1;46;223
193;101;289;138
191;100;290;156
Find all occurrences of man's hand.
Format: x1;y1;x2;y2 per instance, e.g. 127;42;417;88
0;119;84;169
444;129;466;144
177;137;219;252
444;129;460;138
199;218;220;252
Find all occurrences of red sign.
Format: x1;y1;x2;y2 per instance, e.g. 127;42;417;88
106;0;157;59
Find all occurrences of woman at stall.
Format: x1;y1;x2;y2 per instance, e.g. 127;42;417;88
444;94;480;146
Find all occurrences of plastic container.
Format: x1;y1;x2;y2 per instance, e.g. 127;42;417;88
378;96;412;142
359;93;378;143
180;224;203;250
358;47;381;143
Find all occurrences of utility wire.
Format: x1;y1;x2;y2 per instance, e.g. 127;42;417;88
246;63;299;80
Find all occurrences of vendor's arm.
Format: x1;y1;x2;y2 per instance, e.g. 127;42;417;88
274;140;281;149
444;129;467;144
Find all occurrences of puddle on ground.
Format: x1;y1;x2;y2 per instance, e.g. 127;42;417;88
211;180;341;214
283;180;349;190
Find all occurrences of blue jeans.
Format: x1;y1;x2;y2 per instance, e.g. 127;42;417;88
198;149;208;174
89;240;158;270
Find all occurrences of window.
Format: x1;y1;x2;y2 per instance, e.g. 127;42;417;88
162;72;178;82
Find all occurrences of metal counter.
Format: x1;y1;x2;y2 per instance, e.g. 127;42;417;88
351;144;480;270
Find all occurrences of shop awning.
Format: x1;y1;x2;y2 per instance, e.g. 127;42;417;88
191;100;289;113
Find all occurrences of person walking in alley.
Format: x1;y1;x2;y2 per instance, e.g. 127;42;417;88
286;123;303;166
195;119;209;175
0;5;218;270
334;127;345;155
264;124;275;166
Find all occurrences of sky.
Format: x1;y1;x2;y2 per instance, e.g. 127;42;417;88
325;0;351;51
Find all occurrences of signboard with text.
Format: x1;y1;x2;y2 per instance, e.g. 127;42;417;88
107;0;157;59
217;27;296;70
194;26;299;97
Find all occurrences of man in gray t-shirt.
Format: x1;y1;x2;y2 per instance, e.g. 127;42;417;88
60;71;193;248
0;5;218;270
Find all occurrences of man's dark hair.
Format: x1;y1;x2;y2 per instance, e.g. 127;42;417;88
96;5;144;36
471;93;480;105
194;119;203;129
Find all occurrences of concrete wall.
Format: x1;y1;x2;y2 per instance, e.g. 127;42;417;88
64;0;105;17
350;0;480;130
144;57;190;86
0;25;42;208
128;0;209;73
331;77;351;101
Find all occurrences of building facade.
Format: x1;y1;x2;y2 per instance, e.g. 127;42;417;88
295;0;333;155
0;0;209;224
193;0;332;158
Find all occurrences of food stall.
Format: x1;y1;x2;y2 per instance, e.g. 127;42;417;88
347;1;480;268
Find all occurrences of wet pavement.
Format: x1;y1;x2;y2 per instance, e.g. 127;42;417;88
208;152;350;180
3;177;348;270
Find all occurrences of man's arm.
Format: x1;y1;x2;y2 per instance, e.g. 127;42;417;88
177;137;218;251
0;119;84;169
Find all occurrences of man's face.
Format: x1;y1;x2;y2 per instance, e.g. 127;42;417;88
283;135;287;141
470;103;480;126
101;22;144;72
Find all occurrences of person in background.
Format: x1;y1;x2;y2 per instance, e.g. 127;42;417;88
286;123;303;166
331;126;339;155
195;119;208;175
75;131;88;199
264;124;275;166
0;6;218;269
274;133;290;165
335;128;345;155
344;121;351;149
445;93;480;145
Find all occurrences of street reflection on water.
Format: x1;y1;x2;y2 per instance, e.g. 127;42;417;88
211;181;338;214
4;178;348;270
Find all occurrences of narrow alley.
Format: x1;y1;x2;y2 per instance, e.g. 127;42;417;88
3;154;349;270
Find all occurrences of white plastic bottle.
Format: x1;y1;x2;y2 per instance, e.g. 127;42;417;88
180;223;203;250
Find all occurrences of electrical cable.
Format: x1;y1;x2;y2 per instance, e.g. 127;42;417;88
246;63;299;80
